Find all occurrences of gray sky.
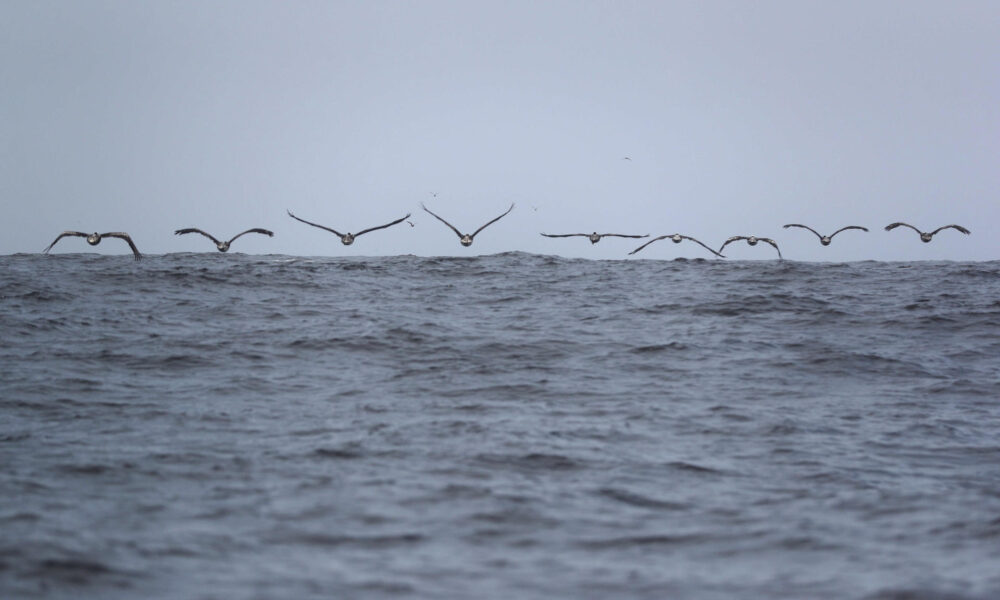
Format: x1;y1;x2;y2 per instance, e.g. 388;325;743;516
2;1;997;261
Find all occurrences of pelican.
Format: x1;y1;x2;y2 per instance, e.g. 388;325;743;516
540;232;648;244
783;224;868;246
174;228;273;252
629;234;725;258
421;203;514;247
719;236;782;259
286;210;411;245
43;231;142;261
884;222;970;243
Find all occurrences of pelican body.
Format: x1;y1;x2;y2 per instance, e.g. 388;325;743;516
43;231;142;261
629;234;725;258
421;203;515;247
286;210;411;246
174;228;274;252
884;222;970;243
719;235;782;259
540;232;648;244
783;224;868;246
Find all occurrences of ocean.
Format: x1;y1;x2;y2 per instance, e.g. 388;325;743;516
2;252;999;599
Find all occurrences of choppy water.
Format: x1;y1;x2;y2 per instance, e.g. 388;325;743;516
2;252;999;599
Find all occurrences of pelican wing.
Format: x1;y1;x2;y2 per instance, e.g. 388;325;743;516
783;223;821;239
43;231;88;254
540;233;588;238
101;232;142;261
930;224;970;236
680;235;726;258
174;228;222;244
354;213;412;237
884;222;921;234
287;210;344;237
830;225;869;238
600;233;649;239
228;228;274;243
760;238;783;259
628;235;669;255
718;236;747;253
421;203;464;239
470;203;515;239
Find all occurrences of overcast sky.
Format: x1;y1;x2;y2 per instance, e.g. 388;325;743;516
2;1;997;261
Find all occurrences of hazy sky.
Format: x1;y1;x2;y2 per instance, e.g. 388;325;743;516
2;1;997;260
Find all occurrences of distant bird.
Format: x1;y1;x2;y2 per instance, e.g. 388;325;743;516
174;228;273;252
629;234;725;258
884;222;970;243
43;231;142;261
540;232;649;245
421;203;515;247
286;210;411;245
719;235;782;259
783;224;868;246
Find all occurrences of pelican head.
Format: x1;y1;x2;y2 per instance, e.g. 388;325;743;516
341;233;356;246
747;236;758;246
216;241;230;252
671;234;683;243
920;233;933;243
460;234;473;247
820;236;831;246
86;233;101;246
588;233;601;244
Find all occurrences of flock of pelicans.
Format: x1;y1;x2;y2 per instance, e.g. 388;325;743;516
42;203;971;261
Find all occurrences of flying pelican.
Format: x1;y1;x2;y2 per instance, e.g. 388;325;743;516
421;203;514;247
629;234;725;258
286;210;411;245
43;231;142;261
783;224;868;246
174;228;273;252
540;232;648;245
719;235;782;259
884;222;970;243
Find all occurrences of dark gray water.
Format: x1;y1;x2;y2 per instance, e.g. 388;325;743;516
2;252;999;599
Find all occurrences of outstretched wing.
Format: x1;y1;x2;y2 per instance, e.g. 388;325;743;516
228;228;274;243
355;213;412;237
600;233;649;239
884;222;921;234
421;203;464;239
830;225;868;238
101;232;142;261
718;236;747;253
540;233;588;238
287;210;344;237
174;228;221;244
628;235;669;255
43;231;88;254
470;203;515;239
680;235;726;258
783;223;821;239
760;238;782;259
930;224;970;236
